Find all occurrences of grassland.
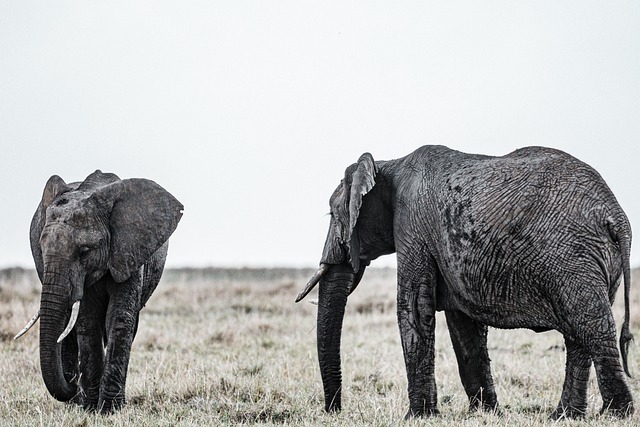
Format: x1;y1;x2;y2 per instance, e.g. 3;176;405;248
1;266;639;426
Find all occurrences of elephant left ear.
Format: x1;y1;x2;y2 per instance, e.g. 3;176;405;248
346;153;377;272
348;153;377;233
93;179;184;283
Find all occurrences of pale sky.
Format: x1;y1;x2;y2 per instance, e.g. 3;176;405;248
1;2;639;269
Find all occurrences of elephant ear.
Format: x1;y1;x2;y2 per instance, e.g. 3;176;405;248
30;175;73;281
345;153;377;272
93;178;183;283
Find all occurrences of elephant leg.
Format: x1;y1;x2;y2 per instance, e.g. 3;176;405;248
397;252;439;418
98;275;142;414
590;331;633;416
59;329;82;406
76;284;108;411
60;329;79;384
565;288;633;417
551;337;591;420
445;310;498;412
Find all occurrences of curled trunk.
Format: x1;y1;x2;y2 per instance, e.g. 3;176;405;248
316;266;354;412
39;282;77;402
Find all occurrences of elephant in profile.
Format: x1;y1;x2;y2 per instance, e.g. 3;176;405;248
14;170;183;413
296;145;633;419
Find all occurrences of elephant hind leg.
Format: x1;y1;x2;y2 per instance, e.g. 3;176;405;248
563;288;633;418
445;310;498;413
592;341;634;417
550;337;591;420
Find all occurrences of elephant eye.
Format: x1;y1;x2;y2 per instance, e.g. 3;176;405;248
55;198;69;206
79;246;91;258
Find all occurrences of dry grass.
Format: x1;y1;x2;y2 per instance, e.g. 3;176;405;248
1;266;639;426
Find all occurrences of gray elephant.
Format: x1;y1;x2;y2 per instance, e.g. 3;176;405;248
14;170;183;413
296;145;633;419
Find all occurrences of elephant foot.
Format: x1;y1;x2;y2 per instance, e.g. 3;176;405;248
66;392;84;407
82;402;98;413
98;397;126;415
324;399;341;413
469;395;499;414
470;402;501;416
550;405;586;420
600;400;634;418
77;390;99;412
404;407;439;419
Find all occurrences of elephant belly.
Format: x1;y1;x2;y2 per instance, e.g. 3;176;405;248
463;301;557;331
444;279;559;331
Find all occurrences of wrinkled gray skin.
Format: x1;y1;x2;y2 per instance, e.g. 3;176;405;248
29;170;183;413
307;145;633;419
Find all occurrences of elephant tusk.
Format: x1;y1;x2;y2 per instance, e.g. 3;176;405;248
13;310;41;340
57;301;80;343
295;264;329;303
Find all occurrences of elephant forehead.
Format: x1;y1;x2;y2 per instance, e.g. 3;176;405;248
45;194;100;227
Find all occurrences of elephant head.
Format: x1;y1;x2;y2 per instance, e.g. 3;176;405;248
297;153;395;412
25;170;183;402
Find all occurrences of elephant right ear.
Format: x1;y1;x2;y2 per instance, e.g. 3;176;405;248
345;153;377;272
30;175;72;281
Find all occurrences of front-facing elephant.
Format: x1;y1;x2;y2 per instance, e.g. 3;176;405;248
297;145;634;419
15;170;183;413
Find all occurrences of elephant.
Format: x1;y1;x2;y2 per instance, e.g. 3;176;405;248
14;170;183;413
296;145;634;419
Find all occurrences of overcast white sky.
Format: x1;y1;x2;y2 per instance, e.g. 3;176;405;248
1;2;639;269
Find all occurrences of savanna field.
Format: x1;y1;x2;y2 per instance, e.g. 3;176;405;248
1;267;639;426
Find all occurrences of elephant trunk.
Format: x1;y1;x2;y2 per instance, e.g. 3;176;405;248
316;265;354;412
39;279;78;402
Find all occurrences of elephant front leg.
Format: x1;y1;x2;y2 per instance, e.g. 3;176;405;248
77;331;105;410
397;257;439;418
551;337;591;420
445;310;498;413
60;329;80;405
76;288;107;411
99;320;135;413
98;279;141;413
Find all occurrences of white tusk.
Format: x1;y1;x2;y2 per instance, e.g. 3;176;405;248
13;310;41;340
57;301;80;343
295;264;329;303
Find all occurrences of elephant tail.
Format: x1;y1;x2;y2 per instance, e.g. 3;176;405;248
618;230;633;378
